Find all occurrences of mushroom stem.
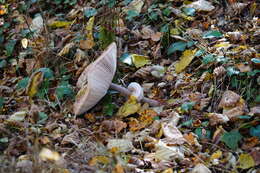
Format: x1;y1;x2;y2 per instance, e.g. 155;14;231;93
109;83;160;107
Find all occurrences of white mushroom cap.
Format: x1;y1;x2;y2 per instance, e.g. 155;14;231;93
127;82;144;101
74;42;117;115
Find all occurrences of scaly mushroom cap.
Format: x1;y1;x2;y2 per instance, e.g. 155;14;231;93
74;42;117;115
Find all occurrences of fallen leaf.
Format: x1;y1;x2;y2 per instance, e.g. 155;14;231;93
132;54;151;68
26;71;44;98
221;130;242;150
208;113;229;125
8;111;27;122
107;139;133;152
175;49;196;73
48;21;72;28
58;42;75;56
117;96;141;117
210;150;222;161
191;163;211;173
89;156;110;166
186;0;215;12
237;153;255;169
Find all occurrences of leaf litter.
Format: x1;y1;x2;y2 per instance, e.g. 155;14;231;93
0;0;260;173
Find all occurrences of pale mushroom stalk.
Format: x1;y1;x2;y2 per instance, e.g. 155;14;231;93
109;83;160;107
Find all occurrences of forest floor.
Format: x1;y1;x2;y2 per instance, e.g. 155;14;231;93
0;0;260;172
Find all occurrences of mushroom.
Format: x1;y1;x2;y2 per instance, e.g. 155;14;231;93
74;42;160;115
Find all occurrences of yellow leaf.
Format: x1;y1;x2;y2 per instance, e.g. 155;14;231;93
89;156;110;166
81;16;95;50
132;54;151;68
175;49;196;73
26;71;44;98
48;21;72;28
162;168;173;173
210;150;222;161
117;95;141;117
237;153;255;169
214;42;231;48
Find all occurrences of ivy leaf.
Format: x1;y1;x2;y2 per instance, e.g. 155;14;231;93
202;54;215;64
37;112;48;124
0;59;7;68
221;130;242;150
0;97;4;110
182;7;196;16
167;41;187;55
203;30;223;39
5;40;17;57
126;10;139;21
250;125;260;139
195;128;211;139
36;68;54;79
16;77;29;90
84;8;97;18
55;81;74;100
181;102;195;112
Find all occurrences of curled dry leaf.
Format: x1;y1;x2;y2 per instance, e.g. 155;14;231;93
154;140;184;161
141;25;154;39
208;113;229;126
213;66;226;77
61;131;80;145
162;122;186;145
58;42;75;56
191;163;211;173
218;90;241;108
107;139;133;152
100;119;127;134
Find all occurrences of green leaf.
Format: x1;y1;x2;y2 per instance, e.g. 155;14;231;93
195;49;205;57
182;7;196;16
227;66;240;76
0;59;7;68
99;26;115;49
180;119;193;127
103;103;115;116
203;30;223;39
181;102;195;112
55;81;74;100
202;54;215;64
119;53;132;65
0;97;4;110
167;41;187;55
84;8;97;18
255;95;260;103
36;68;54;79
126;10;139;21
5;40;17;57
195;128;211;139
221;130;242;150
162;8;172;16
250;125;260;139
0;137;8;143
160;23;169;33
16;77;29;90
37;112;48;124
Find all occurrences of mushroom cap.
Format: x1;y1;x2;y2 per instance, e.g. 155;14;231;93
74;42;117;115
127;82;144;101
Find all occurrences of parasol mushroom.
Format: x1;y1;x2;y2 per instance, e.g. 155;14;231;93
74;42;160;115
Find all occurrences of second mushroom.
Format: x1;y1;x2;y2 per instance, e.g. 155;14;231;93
74;42;160;115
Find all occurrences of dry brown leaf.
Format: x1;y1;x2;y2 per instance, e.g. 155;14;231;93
100;119;127;134
218;90;241;108
58;42;74;56
162;122;186;145
236;63;251;72
208;113;229;125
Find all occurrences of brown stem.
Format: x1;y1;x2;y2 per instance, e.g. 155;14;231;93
109;83;160;107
